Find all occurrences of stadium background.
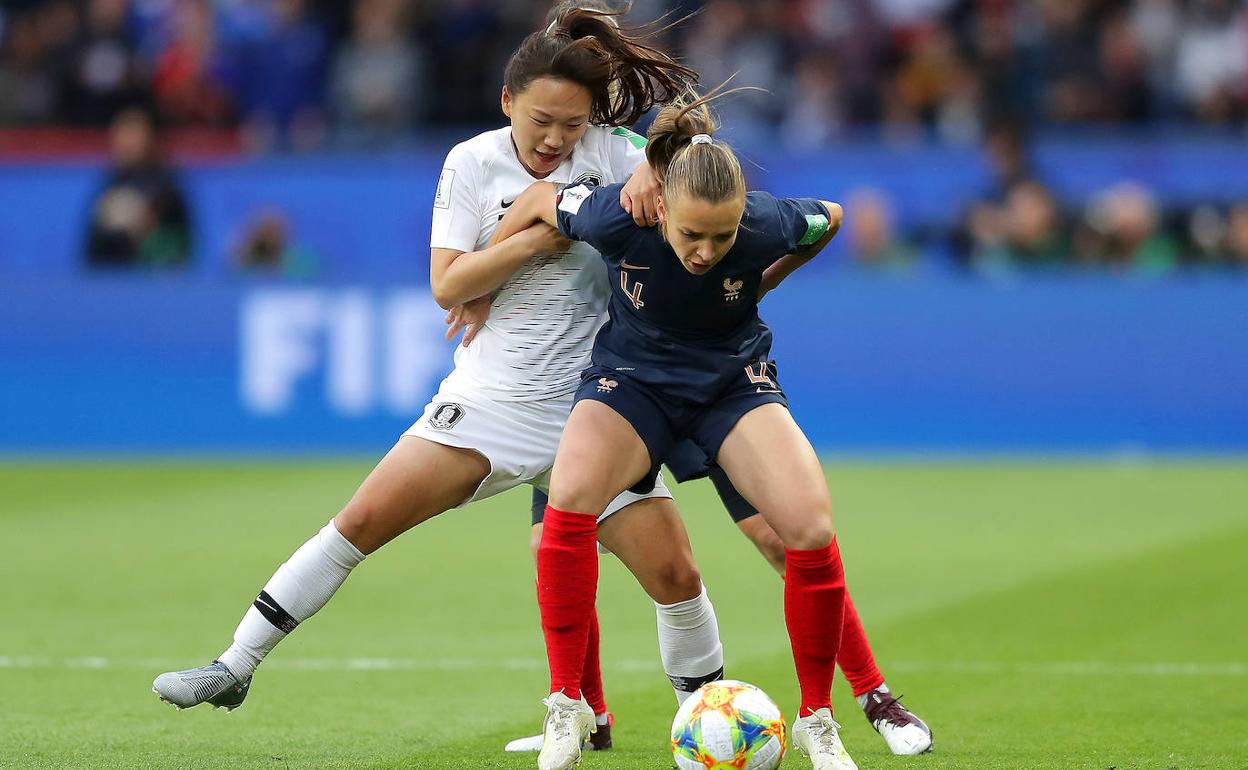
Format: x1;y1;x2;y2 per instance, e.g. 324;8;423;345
1;1;1246;769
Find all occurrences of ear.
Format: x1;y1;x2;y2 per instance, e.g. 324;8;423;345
656;194;666;222
501;86;513;119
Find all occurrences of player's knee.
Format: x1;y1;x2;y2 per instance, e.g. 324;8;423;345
650;557;703;604
548;481;609;517
782;517;834;551
333;500;382;554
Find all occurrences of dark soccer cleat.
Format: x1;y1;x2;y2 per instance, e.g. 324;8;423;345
862;688;933;755
587;711;613;750
152;661;251;711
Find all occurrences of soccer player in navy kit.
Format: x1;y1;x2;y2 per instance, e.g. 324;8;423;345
492;92;863;770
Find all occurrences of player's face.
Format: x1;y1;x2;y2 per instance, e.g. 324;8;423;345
502;77;593;178
660;193;746;275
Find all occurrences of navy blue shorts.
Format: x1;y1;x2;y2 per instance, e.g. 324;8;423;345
573;359;789;497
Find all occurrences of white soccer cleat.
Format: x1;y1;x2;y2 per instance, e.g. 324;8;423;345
506;712;613;753
862;688;933;755
536;691;595;770
792;708;858;770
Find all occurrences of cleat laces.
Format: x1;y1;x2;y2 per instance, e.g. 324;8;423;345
542;694;578;743
807;712;844;754
867;692;919;729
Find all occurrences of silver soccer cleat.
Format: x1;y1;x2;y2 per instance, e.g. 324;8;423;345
152;661;250;711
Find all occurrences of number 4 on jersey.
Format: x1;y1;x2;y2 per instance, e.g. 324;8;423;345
620;269;645;309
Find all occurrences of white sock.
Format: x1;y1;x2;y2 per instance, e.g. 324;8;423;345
857;681;889;710
218;519;365;679
655;583;724;705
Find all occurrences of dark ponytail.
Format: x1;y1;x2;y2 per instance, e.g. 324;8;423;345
646;88;746;203
504;7;696;127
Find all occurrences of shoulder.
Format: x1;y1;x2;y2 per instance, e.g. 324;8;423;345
556;181;640;249
443;128;508;173
742;190;782;222
581;125;647;154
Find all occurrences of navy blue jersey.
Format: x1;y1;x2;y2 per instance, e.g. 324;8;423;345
555;181;829;402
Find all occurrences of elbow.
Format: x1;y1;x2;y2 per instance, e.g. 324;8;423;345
430;278;458;310
825;201;844;232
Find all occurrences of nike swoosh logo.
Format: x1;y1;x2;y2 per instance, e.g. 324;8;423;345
501;198;515;209
620;261;650;270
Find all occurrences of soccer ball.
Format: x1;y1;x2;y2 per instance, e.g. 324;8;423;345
670;680;787;770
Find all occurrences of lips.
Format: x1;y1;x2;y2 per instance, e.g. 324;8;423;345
535;150;560;166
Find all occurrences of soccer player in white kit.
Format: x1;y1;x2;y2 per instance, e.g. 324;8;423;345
151;8;726;734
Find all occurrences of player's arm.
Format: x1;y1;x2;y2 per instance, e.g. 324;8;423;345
429;145;564;309
759;200;843;299
430;223;567;309
488;182;561;248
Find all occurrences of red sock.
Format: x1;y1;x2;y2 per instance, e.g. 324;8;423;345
580;608;607;714
784;538;847;716
536;505;599;699
837;594;885;697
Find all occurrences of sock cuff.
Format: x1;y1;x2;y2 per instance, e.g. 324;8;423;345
654;582;708;612
543;505;598;536
320;519;366;569
784;537;840;570
655;584;716;629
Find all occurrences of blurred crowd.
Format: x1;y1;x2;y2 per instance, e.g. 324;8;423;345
2;0;1246;273
3;0;1247;145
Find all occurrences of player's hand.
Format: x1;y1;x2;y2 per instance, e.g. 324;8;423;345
444;295;490;347
621;160;661;227
522;222;572;256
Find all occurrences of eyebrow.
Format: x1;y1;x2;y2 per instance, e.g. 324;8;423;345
681;227;737;238
532;109;587;121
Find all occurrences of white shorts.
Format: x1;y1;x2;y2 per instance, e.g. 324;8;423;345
403;381;671;521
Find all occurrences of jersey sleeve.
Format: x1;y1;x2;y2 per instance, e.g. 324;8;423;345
751;191;833;258
604;126;648;184
554;182;637;256
430;143;484;254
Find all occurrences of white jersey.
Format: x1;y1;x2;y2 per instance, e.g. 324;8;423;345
430;125;647;401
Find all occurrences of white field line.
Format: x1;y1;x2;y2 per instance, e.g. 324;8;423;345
0;656;1244;677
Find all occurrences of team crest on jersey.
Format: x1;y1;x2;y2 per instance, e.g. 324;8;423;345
596;378;618;393
723;277;744;302
571;172;602;187
427;403;466;430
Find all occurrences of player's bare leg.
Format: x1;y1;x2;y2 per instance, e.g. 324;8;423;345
735;516;933;754
717;403;856;770
153;437;489;710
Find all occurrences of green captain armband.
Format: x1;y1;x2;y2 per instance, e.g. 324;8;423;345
798;213;830;246
611;127;648;150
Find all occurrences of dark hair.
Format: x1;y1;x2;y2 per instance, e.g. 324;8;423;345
645;88;746;203
504;7;696;127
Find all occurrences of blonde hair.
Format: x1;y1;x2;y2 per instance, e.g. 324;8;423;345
645;89;746;204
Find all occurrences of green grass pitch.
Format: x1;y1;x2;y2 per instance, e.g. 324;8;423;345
1;460;1246;769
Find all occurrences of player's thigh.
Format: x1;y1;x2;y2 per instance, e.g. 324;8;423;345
335;436;490;554
598;495;702;605
715;403;834;550
548;400;652;515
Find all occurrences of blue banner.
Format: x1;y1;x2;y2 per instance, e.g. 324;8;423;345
3;275;1245;453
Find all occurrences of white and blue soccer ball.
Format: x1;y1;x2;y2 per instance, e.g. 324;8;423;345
670;679;787;770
